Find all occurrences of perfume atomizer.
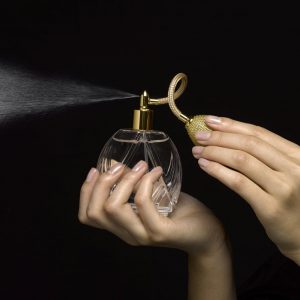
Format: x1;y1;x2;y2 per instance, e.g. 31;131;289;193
97;73;209;216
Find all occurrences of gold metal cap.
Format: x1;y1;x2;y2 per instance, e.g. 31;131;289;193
133;91;153;130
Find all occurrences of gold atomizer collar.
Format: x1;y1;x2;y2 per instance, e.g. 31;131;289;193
132;91;153;130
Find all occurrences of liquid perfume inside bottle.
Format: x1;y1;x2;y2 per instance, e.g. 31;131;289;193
97;91;182;216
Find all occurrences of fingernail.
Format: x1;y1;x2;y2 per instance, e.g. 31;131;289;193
86;168;98;182
150;166;163;173
205;115;222;124
132;160;145;172
195;131;211;140
198;158;210;168
108;162;123;174
192;146;204;156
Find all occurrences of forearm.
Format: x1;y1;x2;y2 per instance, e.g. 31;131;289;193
188;245;236;300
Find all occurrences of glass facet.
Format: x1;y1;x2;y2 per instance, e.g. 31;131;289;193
97;129;182;216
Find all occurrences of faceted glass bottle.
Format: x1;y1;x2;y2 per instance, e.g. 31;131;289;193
97;129;182;216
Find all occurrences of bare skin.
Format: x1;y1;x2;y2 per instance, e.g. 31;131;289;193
193;115;300;266
79;161;236;300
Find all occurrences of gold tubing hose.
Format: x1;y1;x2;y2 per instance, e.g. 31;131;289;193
149;73;211;145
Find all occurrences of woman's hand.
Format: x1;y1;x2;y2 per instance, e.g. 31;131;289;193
79;161;236;299
192;115;300;265
78;160;226;256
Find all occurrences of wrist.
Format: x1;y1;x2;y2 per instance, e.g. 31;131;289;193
188;240;232;269
188;230;232;262
187;237;236;300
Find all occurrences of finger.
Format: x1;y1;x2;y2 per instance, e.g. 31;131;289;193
198;158;272;215
111;159;148;194
86;162;125;224
84;164;141;245
78;168;99;223
108;161;148;205
110;162;143;194
205;116;299;155
194;145;281;194
195;130;294;172
103;161;150;243
134;167;171;236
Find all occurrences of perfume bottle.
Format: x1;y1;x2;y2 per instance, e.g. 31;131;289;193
97;91;182;216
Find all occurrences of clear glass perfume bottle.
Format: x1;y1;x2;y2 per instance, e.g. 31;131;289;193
97;91;182;216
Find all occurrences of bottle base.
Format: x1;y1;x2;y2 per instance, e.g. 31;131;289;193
130;203;172;217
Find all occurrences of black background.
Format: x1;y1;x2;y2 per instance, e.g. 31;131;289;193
1;1;300;299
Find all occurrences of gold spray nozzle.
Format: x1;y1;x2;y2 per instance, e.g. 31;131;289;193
132;91;153;130
140;90;149;109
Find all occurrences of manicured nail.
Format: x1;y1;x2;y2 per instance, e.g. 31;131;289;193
108;162;123;174
86;168;98;182
132;160;145;172
195;131;211;140
192;146;204;156
150;166;163;173
198;158;210;168
205;115;222;124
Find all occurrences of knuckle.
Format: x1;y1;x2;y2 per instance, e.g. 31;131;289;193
78;212;87;224
264;203;283;223
202;145;216;159
141;173;154;185
148;230;167;244
86;207;100;222
252;125;266;138
135;236;150;246
278;181;294;202
231;173;247;191
122;172;139;184
233;151;249;166
149;234;163;244
222;117;233;126
201;145;209;156
97;172;114;185
244;136;260;151
126;240;139;246
134;194;144;207
144;171;155;180
103;201;118;216
293;165;300;176
210;131;223;144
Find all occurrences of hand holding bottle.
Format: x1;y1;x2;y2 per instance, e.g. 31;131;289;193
193;116;300;265
79;161;227;255
79;161;236;300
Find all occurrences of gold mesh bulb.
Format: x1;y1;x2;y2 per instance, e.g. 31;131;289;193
185;115;211;145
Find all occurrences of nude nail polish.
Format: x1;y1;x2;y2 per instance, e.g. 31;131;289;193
205;115;222;124
86;168;98;182
108;162;123;174
192;146;204;155
132;160;145;172
198;158;210;167
195;131;211;140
